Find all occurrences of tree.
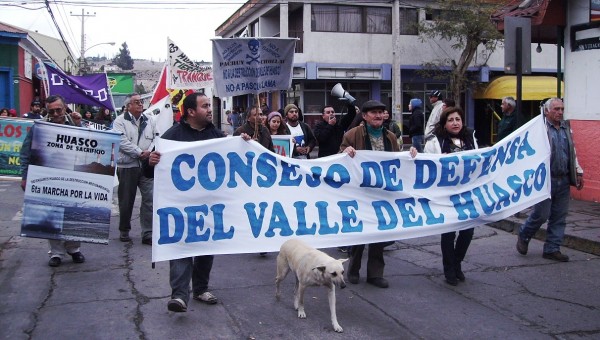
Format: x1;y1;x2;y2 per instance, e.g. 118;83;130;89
418;0;502;103
134;83;147;94
113;42;134;70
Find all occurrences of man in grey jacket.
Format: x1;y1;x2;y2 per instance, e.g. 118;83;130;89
112;93;157;244
516;98;584;262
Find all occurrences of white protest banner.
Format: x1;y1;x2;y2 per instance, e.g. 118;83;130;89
168;37;213;90
21;121;121;244
152;115;550;262
211;38;296;98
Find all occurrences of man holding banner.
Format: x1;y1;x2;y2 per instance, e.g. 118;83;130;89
20;95;85;267
340;100;401;288
149;93;226;312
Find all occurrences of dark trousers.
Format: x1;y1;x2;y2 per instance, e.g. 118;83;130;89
347;242;387;279
441;228;474;279
117;167;153;238
170;255;214;304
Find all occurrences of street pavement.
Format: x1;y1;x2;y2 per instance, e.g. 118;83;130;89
1;179;599;339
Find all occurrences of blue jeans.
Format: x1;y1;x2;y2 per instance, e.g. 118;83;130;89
170;256;214;304
519;176;570;253
412;135;424;153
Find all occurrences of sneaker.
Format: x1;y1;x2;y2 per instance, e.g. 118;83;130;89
366;277;389;288
68;252;85;263
543;251;569;262
516;236;528;255
48;257;61;267
193;291;218;305
455;270;465;282
167;298;187;312
445;277;458;286
119;231;131;242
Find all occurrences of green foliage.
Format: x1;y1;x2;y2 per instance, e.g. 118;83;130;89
418;0;502;102
113;42;134;70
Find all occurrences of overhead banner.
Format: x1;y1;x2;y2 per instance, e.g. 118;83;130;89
167;37;213;90
44;63;115;110
152;115;551;262
211;38;296;97
21;121;121;244
0;118;34;177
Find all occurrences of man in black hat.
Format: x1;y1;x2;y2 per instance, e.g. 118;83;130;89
23;100;43;119
424;90;443;139
339;99;401;289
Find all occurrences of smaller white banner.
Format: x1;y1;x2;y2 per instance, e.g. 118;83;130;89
167;37;213;90
211;38;296;97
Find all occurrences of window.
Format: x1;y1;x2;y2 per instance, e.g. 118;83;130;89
367;7;392;34
312;5;391;34
312;5;337;32
399;7;418;35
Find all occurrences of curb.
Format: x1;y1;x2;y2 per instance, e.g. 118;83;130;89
487;218;600;256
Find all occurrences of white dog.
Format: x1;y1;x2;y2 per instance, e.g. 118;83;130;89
275;239;348;333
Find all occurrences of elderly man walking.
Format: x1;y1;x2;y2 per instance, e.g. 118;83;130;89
516;98;584;262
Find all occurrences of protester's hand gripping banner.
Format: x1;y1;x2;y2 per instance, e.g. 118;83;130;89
152;115;550;262
167;37;213;90
43;63;115;110
21;121;120;244
211;38;296;98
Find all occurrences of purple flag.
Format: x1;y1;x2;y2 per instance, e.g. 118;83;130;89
44;63;115;110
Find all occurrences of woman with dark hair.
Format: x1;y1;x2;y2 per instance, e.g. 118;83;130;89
266;111;290;135
0;108;9;117
410;106;478;286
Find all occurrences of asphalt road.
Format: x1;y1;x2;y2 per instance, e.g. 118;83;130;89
1;179;599;339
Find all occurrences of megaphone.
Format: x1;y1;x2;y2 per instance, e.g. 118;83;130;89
331;83;356;104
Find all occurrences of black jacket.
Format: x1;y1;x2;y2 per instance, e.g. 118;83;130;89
408;108;424;137
142;120;225;177
313;103;357;158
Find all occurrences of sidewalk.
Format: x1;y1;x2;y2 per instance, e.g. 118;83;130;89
488;198;600;256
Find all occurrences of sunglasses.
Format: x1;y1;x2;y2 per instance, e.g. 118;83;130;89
47;108;64;115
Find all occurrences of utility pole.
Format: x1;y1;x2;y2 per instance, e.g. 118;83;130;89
71;9;96;74
392;0;402;142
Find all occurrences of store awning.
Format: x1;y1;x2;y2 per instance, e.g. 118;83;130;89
474;76;564;100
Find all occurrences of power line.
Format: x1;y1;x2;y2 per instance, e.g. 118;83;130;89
43;0;76;63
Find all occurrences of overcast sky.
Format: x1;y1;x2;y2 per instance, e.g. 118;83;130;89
0;1;244;63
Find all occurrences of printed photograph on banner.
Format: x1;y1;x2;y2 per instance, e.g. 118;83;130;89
21;167;113;243
21;122;121;244
0;118;33;177
27;122;118;175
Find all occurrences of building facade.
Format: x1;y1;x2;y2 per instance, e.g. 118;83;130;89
0;21;76;116
214;0;560;145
